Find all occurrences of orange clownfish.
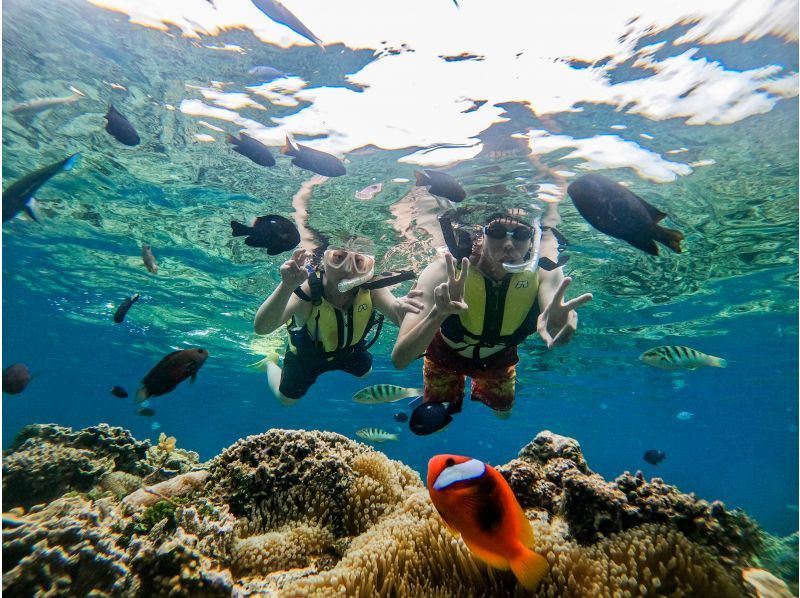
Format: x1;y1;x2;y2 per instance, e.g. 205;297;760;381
427;454;549;590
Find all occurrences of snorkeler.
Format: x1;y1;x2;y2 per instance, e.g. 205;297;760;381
254;238;424;405
392;203;593;428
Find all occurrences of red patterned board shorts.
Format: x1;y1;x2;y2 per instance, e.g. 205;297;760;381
423;332;518;412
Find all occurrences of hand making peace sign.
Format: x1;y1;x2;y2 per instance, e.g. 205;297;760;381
433;254;469;318
537;276;593;349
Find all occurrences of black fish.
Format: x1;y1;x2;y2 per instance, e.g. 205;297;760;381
110;386;129;398
114;293;140;323
227;133;275;167
137;407;156;417
2;153;80;222
138;348;208;401
251;0;324;48
3;363;31;395
415;169;466;202
282;135;345;177
567;174;683;255
105;104;140;146
643;449;666;465
409;402;453;436
393;412;409;423
231;214;300;255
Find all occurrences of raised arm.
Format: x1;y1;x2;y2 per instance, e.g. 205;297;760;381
533;201;592;348
391;254;469;369
254;248;311;335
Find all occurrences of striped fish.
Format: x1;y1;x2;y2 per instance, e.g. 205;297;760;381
640;346;727;370
356;428;399;443
352;384;422;404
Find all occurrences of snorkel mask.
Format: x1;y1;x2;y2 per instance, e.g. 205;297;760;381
479;206;543;274
323;248;376;293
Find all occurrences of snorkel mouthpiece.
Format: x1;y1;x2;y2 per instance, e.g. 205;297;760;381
502;216;542;274
337;267;375;293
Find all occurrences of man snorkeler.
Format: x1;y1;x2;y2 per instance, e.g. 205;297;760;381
254;238;423;405
392;204;592;427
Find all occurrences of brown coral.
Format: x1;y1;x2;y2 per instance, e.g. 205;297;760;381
500;430;763;569
206;429;419;537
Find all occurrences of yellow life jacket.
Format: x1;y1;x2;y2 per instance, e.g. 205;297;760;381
289;272;377;357
441;267;540;353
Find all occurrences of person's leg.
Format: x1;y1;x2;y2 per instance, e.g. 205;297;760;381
272;349;318;406
470;363;517;416
265;356;300;407
339;350;373;379
423;355;466;413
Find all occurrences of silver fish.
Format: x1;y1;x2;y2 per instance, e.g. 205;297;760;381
353;384;421;404
640;346;726;370
355;428;399;443
11;87;85;116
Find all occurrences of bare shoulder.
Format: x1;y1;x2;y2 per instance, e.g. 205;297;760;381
416;255;449;287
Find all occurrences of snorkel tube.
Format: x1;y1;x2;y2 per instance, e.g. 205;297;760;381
438;214;474;260
337;266;375;293
502;215;543;274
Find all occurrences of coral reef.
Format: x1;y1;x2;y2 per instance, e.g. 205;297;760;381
2;424;783;597
2;423;202;511
123;470;210;509
500;430;763;569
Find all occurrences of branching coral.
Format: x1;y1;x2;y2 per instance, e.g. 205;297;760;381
2;495;133;596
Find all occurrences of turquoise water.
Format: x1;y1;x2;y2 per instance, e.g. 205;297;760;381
3;0;797;537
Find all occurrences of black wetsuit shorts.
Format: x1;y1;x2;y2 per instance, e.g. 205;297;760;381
279;343;373;400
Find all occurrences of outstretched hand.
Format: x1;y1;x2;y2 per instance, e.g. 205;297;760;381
280;248;311;288
537;277;593;349
433;254;469;318
393;289;425;320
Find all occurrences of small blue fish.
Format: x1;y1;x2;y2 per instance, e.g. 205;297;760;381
640;346;726;370
676;411;694;420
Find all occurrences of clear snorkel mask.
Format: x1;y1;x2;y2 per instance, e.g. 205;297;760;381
323;247;376;293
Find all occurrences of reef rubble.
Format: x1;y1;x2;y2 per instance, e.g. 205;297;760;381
2;424;793;597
